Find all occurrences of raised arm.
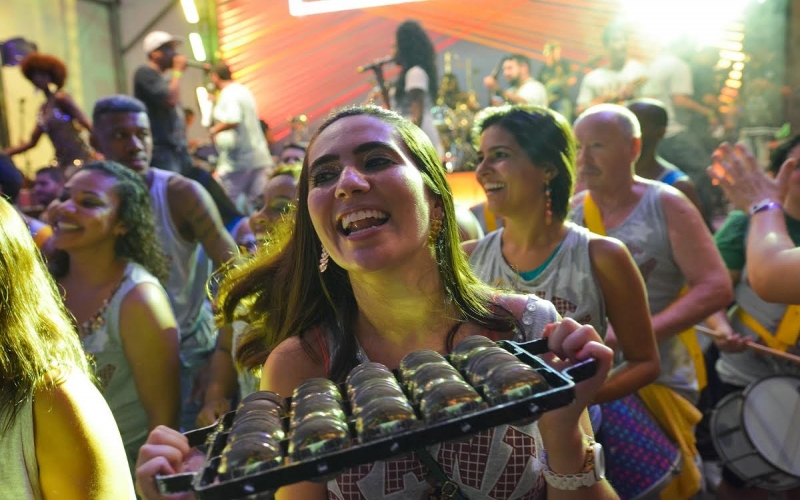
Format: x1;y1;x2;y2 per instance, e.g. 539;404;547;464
4;125;44;156
656;189;733;341
119;282;181;431
34;370;136;499
589;236;660;403
709;143;800;302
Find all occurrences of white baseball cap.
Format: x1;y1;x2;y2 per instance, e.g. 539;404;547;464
143;31;183;55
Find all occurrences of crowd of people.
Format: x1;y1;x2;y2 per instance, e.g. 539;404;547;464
0;13;798;500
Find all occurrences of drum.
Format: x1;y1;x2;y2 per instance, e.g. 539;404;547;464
711;376;800;491
600;395;682;500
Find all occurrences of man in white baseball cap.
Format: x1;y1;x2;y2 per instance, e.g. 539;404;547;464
133;31;189;173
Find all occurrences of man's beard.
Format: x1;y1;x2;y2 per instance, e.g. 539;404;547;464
508;76;520;87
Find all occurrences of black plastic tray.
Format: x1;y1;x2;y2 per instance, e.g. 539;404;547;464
157;338;596;499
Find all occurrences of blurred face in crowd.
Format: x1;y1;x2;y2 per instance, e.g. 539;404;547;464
93;112;153;175
33;172;64;207
502;59;527;87
280;146;305;165
249;174;299;238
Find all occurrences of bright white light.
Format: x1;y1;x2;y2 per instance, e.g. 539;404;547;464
618;0;751;46
189;32;206;62
181;0;199;23
289;0;426;17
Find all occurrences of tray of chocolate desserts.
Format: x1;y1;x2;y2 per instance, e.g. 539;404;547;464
156;335;596;499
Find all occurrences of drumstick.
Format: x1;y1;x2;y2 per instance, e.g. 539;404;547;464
694;324;800;365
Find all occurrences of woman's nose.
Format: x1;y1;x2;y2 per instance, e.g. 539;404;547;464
335;166;370;198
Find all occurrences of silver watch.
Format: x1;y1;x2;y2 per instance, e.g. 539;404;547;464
540;441;606;490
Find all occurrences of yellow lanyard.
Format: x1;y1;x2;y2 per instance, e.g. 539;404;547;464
583;193;708;390
736;306;800;352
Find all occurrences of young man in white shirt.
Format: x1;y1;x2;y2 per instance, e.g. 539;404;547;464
208;62;274;212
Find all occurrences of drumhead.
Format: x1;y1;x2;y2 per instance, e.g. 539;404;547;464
742;376;800;476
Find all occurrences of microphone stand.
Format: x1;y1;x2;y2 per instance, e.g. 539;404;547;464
18;97;30;171
369;66;392;111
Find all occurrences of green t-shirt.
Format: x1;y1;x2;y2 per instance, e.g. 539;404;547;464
714;209;800;271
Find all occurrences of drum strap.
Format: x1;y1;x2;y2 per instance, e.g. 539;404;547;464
583;193;708;390
638;384;703;499
736;306;800;352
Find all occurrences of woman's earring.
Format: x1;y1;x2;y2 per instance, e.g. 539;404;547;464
428;216;443;246
319;247;329;273
544;182;553;226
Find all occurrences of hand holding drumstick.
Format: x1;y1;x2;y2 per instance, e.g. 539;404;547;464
695;324;800;365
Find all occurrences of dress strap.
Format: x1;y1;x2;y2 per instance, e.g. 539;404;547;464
311;326;331;374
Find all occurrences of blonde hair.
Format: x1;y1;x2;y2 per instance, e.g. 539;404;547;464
0;199;90;431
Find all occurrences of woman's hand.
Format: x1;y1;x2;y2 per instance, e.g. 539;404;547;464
708;142;795;210
537;319;614;432
135;426;202;500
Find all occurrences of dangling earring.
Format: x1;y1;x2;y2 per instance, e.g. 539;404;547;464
544;181;553;226
428;216;443;246
319;247;329;273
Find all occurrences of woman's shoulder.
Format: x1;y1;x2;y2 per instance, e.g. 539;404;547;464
33;369;135;498
261;334;328;399
461;228;501;258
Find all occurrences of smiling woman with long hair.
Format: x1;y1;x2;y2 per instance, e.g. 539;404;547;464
49;160;180;475
0;197;135;499
135;106;617;500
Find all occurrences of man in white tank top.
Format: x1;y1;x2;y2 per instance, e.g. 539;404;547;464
570;104;732;498
91;95;239;431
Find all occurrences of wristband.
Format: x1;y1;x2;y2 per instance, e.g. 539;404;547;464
749;198;782;216
538;439;605;490
172;70;183;79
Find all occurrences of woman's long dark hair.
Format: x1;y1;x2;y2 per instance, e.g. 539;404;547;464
218;106;516;383
50;161;168;282
394;20;438;104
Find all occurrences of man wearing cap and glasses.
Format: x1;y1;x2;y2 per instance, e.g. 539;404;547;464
134;31;190;174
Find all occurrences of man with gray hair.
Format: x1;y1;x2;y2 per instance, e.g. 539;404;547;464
90;94;239;430
570;103;732;498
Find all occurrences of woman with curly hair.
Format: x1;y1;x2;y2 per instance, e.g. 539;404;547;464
3;53;96;171
0;197;135;499
49;160;180;474
392;19;445;158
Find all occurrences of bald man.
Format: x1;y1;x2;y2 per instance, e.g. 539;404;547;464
626;99;707;223
570;104;732;498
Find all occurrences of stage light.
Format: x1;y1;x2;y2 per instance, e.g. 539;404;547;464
732;61;745;71
189;32;206;62
181;0;199;24
729;70;743;80
288;0;426;17
618;0;753;46
725;79;742;89
718;41;743;52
